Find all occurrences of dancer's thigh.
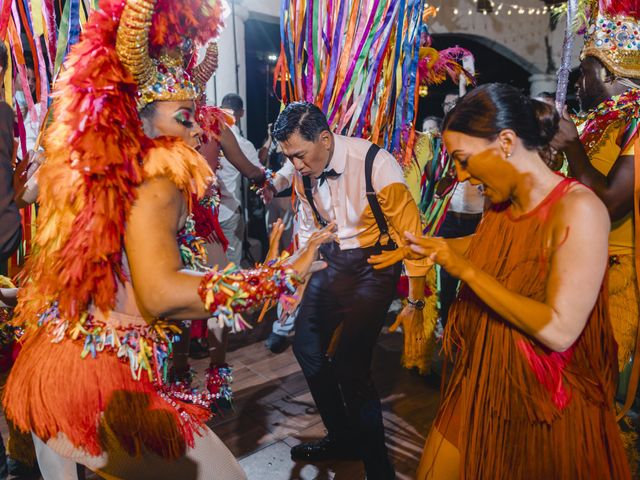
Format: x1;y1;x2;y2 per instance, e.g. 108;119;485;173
36;427;246;480
417;426;460;480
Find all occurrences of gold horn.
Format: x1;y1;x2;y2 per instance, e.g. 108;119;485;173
116;0;157;90
192;42;219;89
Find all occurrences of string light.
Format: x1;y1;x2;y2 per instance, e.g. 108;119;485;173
425;2;560;18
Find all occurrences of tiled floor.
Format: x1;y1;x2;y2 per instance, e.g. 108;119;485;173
211;321;441;480
1;311;441;479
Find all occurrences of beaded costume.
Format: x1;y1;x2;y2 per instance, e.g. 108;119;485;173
2;0;301;476
575;0;640;416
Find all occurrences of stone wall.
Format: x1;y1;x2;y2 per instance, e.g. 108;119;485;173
204;0;585;121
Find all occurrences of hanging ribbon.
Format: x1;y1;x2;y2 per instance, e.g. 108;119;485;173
0;0;13;40
278;0;426;167
556;0;579;112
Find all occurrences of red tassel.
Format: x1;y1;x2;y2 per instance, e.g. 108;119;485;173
517;339;574;410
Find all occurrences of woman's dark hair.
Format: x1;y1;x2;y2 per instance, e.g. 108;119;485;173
272;101;330;143
138;101;157;121
443;83;559;164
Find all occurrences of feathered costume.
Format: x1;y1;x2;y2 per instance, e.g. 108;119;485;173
570;0;640;420
2;0;301;473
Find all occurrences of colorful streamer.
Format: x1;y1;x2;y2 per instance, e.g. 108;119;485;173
275;0;426;167
1;0;96;276
556;0;579;112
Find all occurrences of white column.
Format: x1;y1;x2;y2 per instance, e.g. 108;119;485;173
205;2;250;135
529;73;558;97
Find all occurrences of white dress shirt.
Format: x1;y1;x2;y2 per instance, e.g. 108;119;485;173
217;124;262;222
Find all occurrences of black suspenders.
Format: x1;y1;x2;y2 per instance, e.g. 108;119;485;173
302;175;328;227
302;143;394;247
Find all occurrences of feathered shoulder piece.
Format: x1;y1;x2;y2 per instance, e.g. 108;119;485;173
417;22;475;88
144;137;213;202
17;0;149;325
599;0;640;17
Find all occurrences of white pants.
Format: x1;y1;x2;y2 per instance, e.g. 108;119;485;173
33;426;246;480
220;211;244;267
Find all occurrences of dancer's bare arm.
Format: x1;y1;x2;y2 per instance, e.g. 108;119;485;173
125;177;333;320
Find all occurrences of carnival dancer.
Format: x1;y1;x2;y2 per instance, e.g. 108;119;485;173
551;0;640;416
372;83;630;479
271;102;429;480
1;1;334;478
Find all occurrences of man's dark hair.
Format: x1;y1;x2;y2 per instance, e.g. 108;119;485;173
0;43;8;73
272;101;330;143
221;93;244;113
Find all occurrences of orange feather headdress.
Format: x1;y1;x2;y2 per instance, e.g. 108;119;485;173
16;0;223;326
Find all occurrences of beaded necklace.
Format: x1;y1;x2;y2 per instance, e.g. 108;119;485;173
575;88;640;156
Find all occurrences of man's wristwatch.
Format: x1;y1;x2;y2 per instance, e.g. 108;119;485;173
407;298;426;310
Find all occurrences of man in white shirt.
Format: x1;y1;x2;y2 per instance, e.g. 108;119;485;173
217;94;262;266
272;102;429;479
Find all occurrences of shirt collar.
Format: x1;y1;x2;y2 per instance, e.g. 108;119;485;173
324;133;346;175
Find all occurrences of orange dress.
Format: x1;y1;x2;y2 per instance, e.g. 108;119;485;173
434;178;630;479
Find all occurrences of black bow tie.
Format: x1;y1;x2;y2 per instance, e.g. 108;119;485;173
318;168;340;185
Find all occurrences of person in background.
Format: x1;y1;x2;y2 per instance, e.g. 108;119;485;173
422;116;442;135
551;2;640;422
0;41;18;480
0;43;19;280
218;93;262;266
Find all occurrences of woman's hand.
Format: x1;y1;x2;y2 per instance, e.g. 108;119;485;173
550;107;580;152
289;223;337;277
265;219;285;263
405;232;473;280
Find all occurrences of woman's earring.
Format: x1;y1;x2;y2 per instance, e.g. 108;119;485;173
504;150;512;159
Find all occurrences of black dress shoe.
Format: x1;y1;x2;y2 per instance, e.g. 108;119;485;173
264;332;290;354
290;436;360;462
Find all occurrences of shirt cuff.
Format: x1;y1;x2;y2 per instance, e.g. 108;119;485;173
404;258;431;277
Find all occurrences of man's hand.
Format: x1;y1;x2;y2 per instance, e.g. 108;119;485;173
389;304;425;360
289;223;337;276
368;245;426;270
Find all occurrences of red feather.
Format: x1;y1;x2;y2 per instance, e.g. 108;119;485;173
149;0;224;55
600;0;640;17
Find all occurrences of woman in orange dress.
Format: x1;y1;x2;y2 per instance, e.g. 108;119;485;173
372;83;630;479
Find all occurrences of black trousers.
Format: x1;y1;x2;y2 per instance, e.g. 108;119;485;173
437;211;481;328
293;242;401;480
